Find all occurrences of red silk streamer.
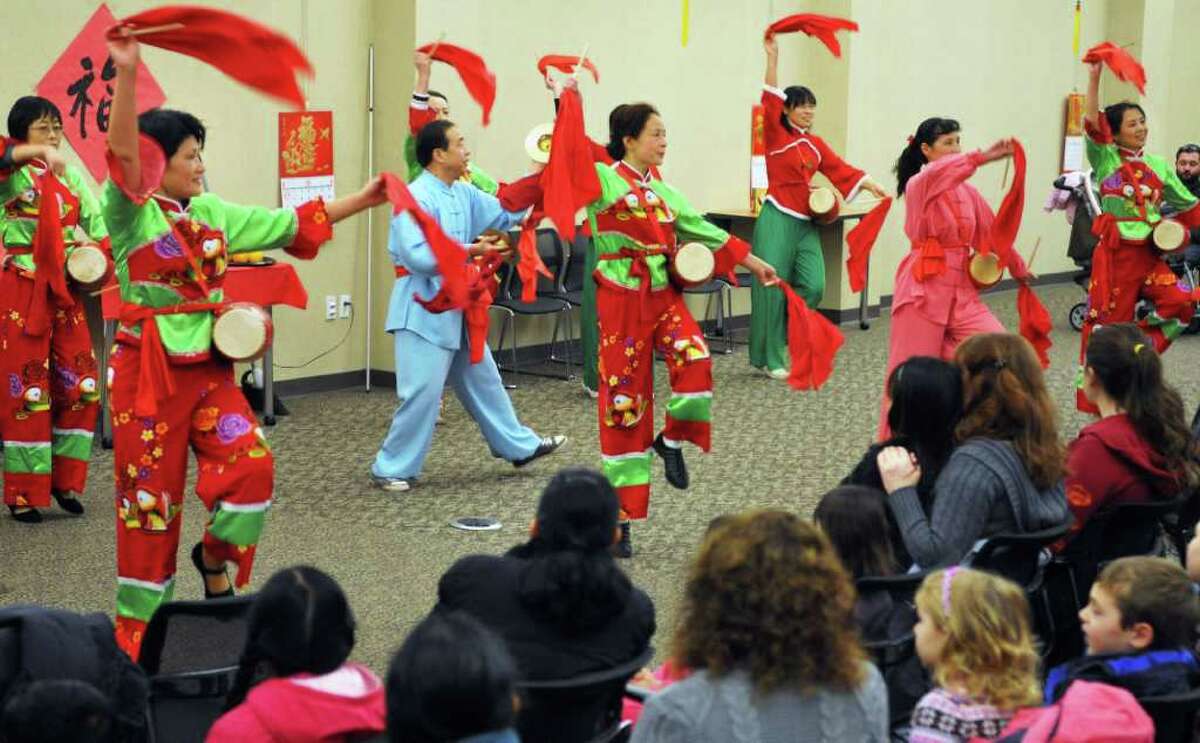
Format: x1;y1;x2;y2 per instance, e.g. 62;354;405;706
984;139;1028;273
25;171;77;337
764;14;859;58
536;54;600;83
845;197;892;293
1017;281;1053;369
516;219;553;303
1088;213;1120;323
780;283;844;390
1083;42;1147;95
382;172;470;310
108;6;313;109
412;254;505;364
540;88;602;242
416;42;497;125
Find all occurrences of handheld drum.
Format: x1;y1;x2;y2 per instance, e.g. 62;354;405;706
65;244;111;290
669;242;715;289
968;251;1004;290
212;302;274;362
808;186;841;224
524;122;554;165
1153;219;1187;254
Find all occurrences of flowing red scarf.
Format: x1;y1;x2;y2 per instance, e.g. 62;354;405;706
537;55;600;83
764;14;859;57
985;140;1027;271
1083;42;1147;95
108;6;313;109
515;218;553;303
382;173;470;310
780;284;843;390
25;171;77;337
845;197;892;293
541;88;601;242
417;42;497;126
1017;282;1053;368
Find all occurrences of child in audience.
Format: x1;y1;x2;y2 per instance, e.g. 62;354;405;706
0;679;113;743
207;566;385;742
1061;324;1196;542
387;611;520;743
909;567;1041;742
632;510;888;742
1044;556;1200;702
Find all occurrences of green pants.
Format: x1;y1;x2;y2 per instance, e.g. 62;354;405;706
581;237;600;391
749;201;823;372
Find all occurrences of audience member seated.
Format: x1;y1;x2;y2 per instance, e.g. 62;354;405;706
1060;324;1196;543
845;356;963;521
814;485;911;640
436;468;654;681
631;510;888;743
1044;557;1200;703
877;333;1069;568
1188;523;1200;583
387;611;520;743
206;566;385;742
1;679;114;743
909;568;1042;742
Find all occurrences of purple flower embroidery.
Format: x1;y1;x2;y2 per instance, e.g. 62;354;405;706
153;233;184;260
215;413;252;444
55;366;79;390
8;374;21;398
1102;172;1123;190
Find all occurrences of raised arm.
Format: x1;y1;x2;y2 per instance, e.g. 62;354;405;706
1084;61;1102;133
106;31;142;193
764;35;779;89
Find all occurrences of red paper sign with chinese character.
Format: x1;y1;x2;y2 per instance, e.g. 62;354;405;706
278;111;334;208
36;4;166;183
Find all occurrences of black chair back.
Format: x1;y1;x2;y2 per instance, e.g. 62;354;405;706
564;235;592;294
1137;687;1200;743
516;646;653;743
964;520;1073;587
1060;496;1183;591
139;595;254;743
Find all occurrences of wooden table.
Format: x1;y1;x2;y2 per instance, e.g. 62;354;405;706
706;201;876;329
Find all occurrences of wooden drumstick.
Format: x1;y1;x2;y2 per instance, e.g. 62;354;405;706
427;32;446;58
571;43;590;80
124;23;184;37
89;283;121;297
1026;236;1042;273
1001;156;1011;191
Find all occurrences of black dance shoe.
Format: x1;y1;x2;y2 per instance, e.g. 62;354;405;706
614;521;633;559
512;435;567;468
653;434;689;490
52;490;85;515
190;543;235;599
8;506;42;524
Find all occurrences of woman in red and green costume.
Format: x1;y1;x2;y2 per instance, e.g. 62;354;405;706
585;103;778;556
1;97;110;523
750;36;887;378
103;33;386;659
1078;58;1200;412
405;50;497;193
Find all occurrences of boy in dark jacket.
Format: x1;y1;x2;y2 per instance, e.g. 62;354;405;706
1045;557;1200;702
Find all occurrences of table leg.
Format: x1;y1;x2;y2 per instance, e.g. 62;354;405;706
100;320;115;449
263;307;276;426
859;257;871;330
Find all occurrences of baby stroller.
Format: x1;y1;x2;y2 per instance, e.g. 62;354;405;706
1052;171;1200;332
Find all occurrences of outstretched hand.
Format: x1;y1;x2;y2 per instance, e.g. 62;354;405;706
981;138;1015;164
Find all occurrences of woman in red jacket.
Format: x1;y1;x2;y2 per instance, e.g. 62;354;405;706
1064;323;1197;541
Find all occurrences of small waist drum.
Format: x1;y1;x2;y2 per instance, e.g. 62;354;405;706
212;302;273;362
669;242;715;289
968;251;1004;290
1153;219;1187;253
66;244;111;290
808;186;840;225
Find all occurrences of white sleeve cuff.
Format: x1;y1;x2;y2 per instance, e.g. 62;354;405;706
845;174;870;202
762;84;787;100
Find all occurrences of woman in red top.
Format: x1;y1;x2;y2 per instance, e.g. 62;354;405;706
749;36;887;378
1062;323;1196;541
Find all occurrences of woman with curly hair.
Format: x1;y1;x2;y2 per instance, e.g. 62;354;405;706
909;568;1041;741
877;333;1068;567
631;510;888;743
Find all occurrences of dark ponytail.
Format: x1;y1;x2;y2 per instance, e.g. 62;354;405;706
606;102;659;162
1086;324;1198;487
224;566;356;711
894;116;961;196
512;468;632;633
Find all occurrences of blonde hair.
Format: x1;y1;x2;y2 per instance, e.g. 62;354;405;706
915;568;1041;711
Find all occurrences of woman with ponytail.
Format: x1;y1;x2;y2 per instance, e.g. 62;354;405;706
876;333;1068;567
1061;323;1197;540
207;566;385;742
878;118;1031;438
436;468;654;680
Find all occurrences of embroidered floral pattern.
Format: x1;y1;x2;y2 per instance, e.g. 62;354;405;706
215;413;252;445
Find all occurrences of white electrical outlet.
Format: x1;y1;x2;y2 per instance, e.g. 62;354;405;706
338;294;352;319
325;295;337;320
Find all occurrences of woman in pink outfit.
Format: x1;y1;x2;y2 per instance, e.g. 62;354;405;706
878;118;1028;437
206;566;386;742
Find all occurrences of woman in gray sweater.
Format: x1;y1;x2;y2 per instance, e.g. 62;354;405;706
877;333;1069;568
631;511;888;743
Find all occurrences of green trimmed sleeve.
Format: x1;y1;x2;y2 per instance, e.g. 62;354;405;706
592;163;631;212
0;165;33;205
194;193;299;255
64;165;108;241
654;181;730;251
468;163;499;195
404;135;423;182
100;179;166;265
